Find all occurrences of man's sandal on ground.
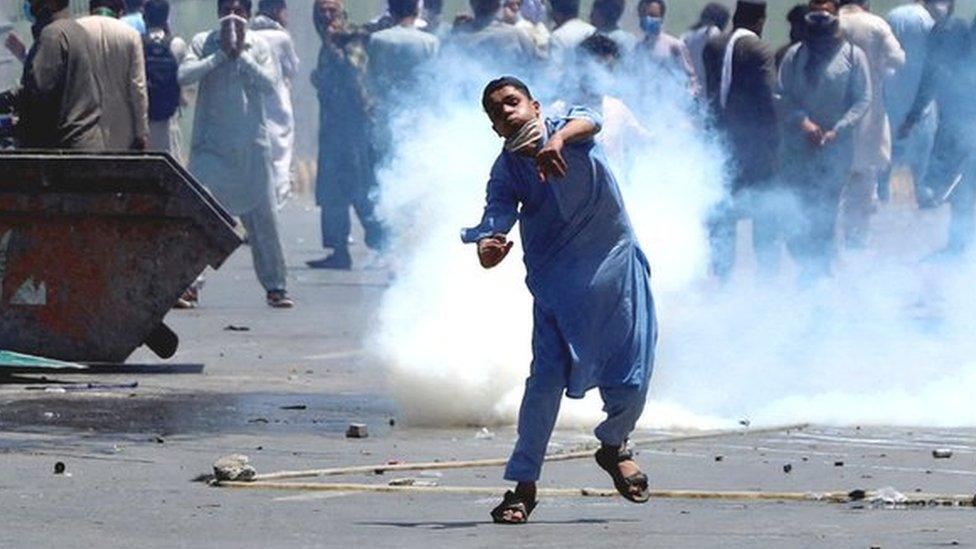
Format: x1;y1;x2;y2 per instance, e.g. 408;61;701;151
490;490;538;524
595;443;651;503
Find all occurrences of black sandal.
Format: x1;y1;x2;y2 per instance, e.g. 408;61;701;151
490;490;538;524
595;444;651;503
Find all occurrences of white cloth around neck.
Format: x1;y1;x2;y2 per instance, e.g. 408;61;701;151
720;28;758;109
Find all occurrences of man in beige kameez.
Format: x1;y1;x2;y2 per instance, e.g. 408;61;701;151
78;0;149;150
838;0;904;248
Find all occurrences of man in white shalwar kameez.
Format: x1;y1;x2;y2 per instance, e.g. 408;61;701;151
250;0;299;207
838;0;905;248
180;0;293;308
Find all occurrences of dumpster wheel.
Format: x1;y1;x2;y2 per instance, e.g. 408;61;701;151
144;323;179;359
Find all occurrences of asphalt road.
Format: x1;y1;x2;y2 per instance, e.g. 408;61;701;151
2;198;975;548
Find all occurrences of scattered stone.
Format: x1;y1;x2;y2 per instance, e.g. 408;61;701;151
834;461;844;467
388;478;438;487
212;454;256;481
388;418;396;427
248;417;269;424
714;455;724;462
153;436;165;444
223;325;250;332
848;489;866;501
801;457;809;462
418;471;443;478
474;427;494;439
932;449;953;459
280;404;307;410
738;419;751;427
783;464;792;474
53;461;65;475
346;423;368;438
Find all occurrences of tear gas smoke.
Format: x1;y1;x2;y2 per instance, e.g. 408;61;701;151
370;46;976;432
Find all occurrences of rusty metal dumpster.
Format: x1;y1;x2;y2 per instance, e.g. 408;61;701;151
0;151;242;363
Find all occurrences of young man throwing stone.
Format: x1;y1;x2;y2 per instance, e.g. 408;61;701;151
462;77;657;524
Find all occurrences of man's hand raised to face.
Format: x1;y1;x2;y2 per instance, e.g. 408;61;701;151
478;235;514;269
536;134;567;182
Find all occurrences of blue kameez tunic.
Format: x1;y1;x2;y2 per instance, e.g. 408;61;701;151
462;107;656;399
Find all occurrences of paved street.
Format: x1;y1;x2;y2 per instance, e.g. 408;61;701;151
2;199;975;548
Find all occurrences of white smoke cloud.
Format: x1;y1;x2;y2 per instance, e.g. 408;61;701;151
370;46;976;432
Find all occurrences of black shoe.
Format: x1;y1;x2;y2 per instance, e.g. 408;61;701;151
306;249;352;270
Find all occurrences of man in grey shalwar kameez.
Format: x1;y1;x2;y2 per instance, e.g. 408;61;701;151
778;3;871;279
180;0;293;307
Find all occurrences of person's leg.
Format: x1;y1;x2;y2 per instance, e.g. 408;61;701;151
594;384;649;448
946;158;976;254
840;168;876;249
504;306;570;483
310;171;353;269
239;190;288;297
751;189;782;277
707;198;737;280
351;169;387;251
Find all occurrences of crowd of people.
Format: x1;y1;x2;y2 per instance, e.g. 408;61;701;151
5;0;976;302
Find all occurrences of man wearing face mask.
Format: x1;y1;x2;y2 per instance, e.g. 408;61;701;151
307;0;386;270
4;0;103;150
702;0;781;279
179;0;294;308
901;0;976;254
633;0;697;95
464;76;656;524
778;0;871;279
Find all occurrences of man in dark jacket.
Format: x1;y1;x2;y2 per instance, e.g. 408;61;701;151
7;0;104;150
702;0;779;278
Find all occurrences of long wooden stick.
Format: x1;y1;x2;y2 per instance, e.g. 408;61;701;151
249;423;808;482
215;481;975;506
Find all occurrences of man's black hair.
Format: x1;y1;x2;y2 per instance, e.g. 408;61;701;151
550;0;581;18
482;76;533;112
124;0;144;11
838;0;867;6
218;0;253;13
592;0;625;25
638;0;665;17
579;32;621;61
787;3;809;24
257;0;286;16
144;0;169;27
470;0;501;18
389;0;419;19
90;0;125;14
694;2;729;30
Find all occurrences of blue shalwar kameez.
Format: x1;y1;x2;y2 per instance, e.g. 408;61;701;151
461;107;657;482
